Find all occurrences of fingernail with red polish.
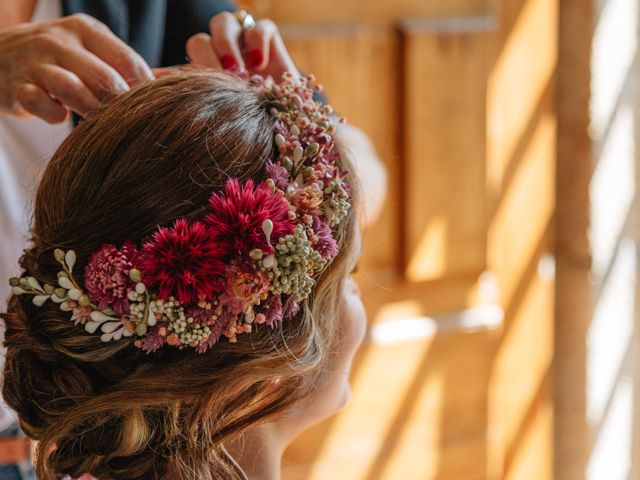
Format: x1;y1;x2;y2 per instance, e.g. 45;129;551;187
220;55;237;70
246;49;264;69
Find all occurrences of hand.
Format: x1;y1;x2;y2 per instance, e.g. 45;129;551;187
186;12;298;80
0;13;153;124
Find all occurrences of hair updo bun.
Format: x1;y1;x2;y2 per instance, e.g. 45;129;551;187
1;71;357;480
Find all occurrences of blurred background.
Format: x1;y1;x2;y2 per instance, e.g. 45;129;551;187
240;0;640;479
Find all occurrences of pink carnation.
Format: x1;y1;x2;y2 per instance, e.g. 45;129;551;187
83;241;140;315
141;219;228;304
204;179;295;253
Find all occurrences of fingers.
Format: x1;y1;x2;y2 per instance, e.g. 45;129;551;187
264;28;299;77
242;19;277;71
191;13;299;77
243;20;298;78
186;33;221;68
209;12;245;70
55;47;130;102
152;66;179;78
16;83;69;124
30;64;100;118
67;14;153;85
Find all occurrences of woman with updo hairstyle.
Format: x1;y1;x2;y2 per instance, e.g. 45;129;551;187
0;70;372;479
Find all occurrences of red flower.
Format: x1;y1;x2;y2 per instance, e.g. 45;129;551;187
141;219;228;304
83;241;140;315
204;179;295;253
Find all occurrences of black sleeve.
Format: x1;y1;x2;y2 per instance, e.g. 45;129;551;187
161;0;237;67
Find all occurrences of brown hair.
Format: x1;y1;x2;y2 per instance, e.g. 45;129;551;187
1;71;357;479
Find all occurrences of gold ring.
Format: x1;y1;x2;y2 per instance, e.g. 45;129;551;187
233;10;256;30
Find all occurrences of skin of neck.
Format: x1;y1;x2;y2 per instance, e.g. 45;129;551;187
226;422;288;480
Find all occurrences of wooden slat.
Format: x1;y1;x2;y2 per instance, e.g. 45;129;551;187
486;0;558;477
401;18;494;282
555;0;593;477
490;265;554;479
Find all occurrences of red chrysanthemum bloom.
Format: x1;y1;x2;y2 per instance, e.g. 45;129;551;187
204;179;295;253
141;219;228;304
83;241;140;315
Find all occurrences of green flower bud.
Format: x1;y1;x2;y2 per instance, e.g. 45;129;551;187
8;277;20;287
44;283;55;294
129;268;142;282
78;294;91;307
265;178;276;191
54;288;67;298
249;249;264;260
136;322;148;336
54;249;65;263
57;271;69;279
293;145;304;162
304;142;320;157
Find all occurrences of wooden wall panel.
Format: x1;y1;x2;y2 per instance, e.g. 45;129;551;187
486;0;558;477
249;0;490;25
401;18;493;283
280;27;402;279
283;327;498;480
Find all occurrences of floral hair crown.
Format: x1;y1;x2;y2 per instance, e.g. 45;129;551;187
8;72;350;354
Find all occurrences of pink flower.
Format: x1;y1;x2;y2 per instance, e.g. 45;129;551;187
83;241;140;315
141;219;228;304
220;261;270;315
287;176;324;214
265;162;289;190
68;300;92;325
185;305;215;324
139;325;167;353
283;297;300;318
195;309;231;353
264;294;283;327
311;215;338;259
205;179;295;253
